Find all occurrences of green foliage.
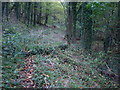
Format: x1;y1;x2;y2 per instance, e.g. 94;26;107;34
2;2;119;88
2;56;24;88
2;23;37;88
32;47;118;88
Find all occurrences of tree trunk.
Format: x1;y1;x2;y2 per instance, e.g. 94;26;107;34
5;2;9;21
2;2;5;18
37;2;42;25
80;2;92;53
72;2;77;42
66;2;74;45
33;2;37;26
44;3;49;25
116;2;120;51
15;2;20;20
27;2;31;25
104;7;112;53
44;14;48;25
30;3;33;25
24;3;27;24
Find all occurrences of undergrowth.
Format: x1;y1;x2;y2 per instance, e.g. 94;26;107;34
33;48;119;88
2;22;40;88
2;22;119;88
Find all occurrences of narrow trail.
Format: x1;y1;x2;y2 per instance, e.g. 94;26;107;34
18;28;67;88
19;56;36;88
16;27;119;88
29;28;67;45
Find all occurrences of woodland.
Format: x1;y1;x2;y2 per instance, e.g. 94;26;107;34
1;2;120;88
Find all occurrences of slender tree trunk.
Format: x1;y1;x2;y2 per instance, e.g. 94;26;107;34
116;2;120;51
15;2;20;20
66;2;74;45
104;7;111;53
72;2;77;41
44;14;48;25
80;2;92;53
5;2;9;21
24;3;27;24
38;2;42;25
27;2;31;25
36;2;42;25
19;2;22;21
44;3;49;25
30;3;33;25
33;2;37;26
2;2;5;18
39;3;42;24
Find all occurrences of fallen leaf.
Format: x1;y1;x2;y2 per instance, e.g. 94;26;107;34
27;76;32;79
42;74;49;77
79;87;83;88
49;69;55;71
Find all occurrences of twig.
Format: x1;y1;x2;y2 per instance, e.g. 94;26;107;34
105;62;112;72
44;77;49;88
105;62;118;76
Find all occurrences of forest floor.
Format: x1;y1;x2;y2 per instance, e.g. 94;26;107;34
2;20;119;88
